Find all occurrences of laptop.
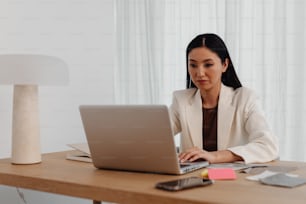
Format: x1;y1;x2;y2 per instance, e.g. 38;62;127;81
79;105;209;175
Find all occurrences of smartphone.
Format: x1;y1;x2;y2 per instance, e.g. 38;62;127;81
155;177;213;191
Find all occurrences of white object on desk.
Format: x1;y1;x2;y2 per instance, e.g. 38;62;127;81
0;54;68;164
66;143;92;163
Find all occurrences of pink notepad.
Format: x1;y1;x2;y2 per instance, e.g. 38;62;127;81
208;168;237;180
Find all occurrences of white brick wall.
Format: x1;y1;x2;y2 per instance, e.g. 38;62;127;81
0;0;115;203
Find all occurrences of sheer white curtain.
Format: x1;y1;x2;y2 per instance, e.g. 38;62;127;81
114;0;165;104
115;0;306;161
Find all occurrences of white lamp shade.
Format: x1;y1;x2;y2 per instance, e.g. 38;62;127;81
0;54;68;85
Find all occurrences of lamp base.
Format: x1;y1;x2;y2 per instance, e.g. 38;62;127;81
11;85;41;164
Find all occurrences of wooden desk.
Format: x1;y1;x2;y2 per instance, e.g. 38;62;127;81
0;151;306;204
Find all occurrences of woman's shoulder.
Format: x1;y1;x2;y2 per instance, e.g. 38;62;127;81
234;86;257;97
224;85;259;104
173;88;198;98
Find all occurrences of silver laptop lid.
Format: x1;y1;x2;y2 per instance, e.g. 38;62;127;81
79;105;184;174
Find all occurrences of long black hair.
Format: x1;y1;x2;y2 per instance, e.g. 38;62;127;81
186;33;242;89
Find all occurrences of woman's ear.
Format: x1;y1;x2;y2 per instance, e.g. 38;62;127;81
222;58;229;73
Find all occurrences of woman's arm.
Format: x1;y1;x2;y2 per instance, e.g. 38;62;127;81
179;146;243;163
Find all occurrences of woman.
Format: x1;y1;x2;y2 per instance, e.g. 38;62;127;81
170;33;279;164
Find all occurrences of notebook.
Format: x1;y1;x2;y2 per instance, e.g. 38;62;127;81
79;105;209;175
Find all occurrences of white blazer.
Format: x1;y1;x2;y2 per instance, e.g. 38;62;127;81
169;84;279;164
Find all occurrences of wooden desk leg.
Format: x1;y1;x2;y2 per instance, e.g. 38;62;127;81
93;200;101;204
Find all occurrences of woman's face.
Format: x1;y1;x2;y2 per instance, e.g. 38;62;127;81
188;47;228;93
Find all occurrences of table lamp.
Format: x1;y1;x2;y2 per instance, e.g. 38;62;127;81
0;54;68;164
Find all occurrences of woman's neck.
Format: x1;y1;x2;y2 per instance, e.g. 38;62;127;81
200;84;221;109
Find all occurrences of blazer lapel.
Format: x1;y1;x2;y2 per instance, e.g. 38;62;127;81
217;84;235;150
186;89;203;148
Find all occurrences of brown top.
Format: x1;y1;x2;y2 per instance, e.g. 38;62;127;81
202;106;218;151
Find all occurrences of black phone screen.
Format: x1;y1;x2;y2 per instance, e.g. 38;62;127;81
155;177;213;191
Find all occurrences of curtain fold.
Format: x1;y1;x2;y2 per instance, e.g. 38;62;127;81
114;0;306;161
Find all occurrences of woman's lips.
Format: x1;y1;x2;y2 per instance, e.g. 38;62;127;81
197;80;208;84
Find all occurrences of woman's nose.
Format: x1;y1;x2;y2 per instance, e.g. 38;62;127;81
197;67;205;76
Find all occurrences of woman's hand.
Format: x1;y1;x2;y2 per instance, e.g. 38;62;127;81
179;146;216;163
178;146;243;164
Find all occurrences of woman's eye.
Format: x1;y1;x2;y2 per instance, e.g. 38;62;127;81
204;63;213;68
189;63;197;68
